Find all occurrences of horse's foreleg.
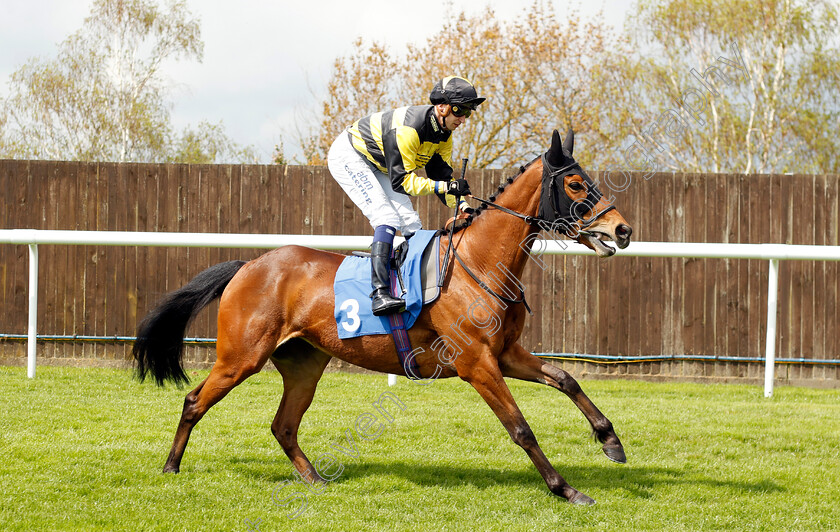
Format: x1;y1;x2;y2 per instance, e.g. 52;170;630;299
270;341;332;483
461;359;595;505
499;343;626;464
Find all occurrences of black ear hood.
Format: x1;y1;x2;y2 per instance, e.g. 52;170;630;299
538;128;603;228
546;129;573;167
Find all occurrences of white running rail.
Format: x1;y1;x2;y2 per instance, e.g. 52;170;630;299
2;229;839;397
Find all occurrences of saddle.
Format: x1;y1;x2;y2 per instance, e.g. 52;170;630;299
333;230;441;340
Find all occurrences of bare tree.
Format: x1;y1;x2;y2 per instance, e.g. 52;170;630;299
0;0;254;163
301;2;623;169
604;0;840;174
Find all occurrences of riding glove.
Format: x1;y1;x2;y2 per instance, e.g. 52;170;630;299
447;178;471;196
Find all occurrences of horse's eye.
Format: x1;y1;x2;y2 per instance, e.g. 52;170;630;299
568;182;585;192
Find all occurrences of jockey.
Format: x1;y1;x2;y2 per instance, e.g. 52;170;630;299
328;76;485;316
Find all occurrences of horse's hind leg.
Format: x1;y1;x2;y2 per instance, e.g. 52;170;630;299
269;340;332;482
499;343;626;464
163;337;272;473
460;356;595;505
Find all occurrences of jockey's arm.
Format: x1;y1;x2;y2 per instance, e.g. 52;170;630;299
384;127;466;210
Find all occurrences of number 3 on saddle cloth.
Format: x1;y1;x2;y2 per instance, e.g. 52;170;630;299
334;230;441;376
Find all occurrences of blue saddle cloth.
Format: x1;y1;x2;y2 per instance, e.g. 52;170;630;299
334;230;437;339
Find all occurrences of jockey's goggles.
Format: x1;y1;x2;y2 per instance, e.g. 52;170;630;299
451;104;473;118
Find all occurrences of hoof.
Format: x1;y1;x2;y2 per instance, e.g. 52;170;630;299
163;465;179;474
603;443;627;464
568;490;596;505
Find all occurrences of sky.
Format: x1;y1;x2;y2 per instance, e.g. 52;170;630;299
0;0;633;162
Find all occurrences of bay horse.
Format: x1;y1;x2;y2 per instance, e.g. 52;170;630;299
133;128;633;505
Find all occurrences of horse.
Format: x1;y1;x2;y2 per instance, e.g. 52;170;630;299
133;128;633;505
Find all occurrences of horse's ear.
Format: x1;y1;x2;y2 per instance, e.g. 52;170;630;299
547;129;564;166
563;128;575;156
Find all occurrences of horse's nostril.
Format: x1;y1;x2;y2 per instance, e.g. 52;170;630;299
616;224;632;239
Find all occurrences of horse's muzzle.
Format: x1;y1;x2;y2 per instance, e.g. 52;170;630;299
615;223;632;249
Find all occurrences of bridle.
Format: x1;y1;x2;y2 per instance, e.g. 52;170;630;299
469;190;616;235
537;156;616;235
470;159;616;236
443;158;615;313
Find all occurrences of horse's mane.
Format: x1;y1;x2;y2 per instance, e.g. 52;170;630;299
447;155;541;235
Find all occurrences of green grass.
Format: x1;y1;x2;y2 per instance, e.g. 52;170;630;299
1;366;839;531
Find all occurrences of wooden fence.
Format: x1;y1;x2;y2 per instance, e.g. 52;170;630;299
1;160;838;386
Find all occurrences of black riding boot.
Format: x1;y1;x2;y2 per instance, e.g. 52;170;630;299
370;241;405;316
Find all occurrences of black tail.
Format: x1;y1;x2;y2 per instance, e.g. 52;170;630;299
133;260;247;387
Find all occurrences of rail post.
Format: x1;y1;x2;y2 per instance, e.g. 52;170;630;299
763;259;780;397
27;244;38;379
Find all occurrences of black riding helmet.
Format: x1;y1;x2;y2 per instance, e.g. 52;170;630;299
429;76;486;111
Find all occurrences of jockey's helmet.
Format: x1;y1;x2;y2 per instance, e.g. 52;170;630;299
429;76;486;110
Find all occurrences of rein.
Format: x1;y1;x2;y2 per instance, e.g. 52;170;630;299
469;158;617;235
470;193;616;234
449;236;532;314
440;160;532;313
441;160;615;314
